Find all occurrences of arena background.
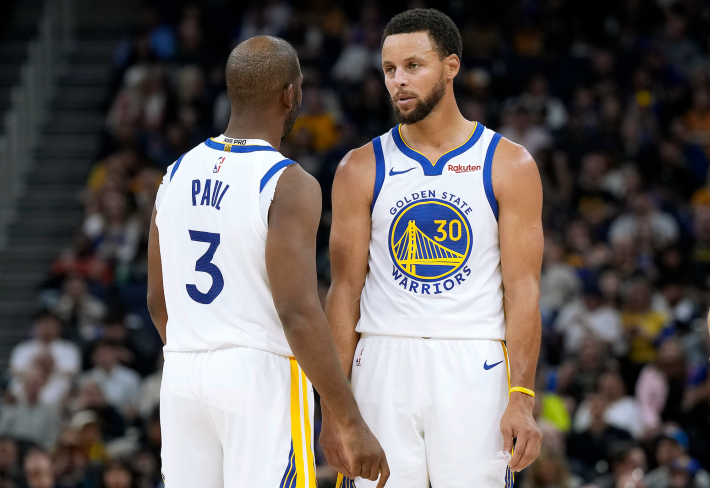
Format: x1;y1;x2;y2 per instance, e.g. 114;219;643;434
0;0;709;487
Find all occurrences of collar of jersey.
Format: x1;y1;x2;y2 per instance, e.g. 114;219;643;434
391;122;484;176
204;135;277;153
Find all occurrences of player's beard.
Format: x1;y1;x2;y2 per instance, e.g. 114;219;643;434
391;74;447;125
282;98;301;137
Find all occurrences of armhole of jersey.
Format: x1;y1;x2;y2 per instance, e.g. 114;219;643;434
483;133;502;221
169;152;187;181
260;159;298;228
371;137;385;213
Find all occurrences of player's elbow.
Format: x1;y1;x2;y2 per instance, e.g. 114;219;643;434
275;301;322;333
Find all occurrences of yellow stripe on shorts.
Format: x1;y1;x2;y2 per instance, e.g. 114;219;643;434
289;358;316;488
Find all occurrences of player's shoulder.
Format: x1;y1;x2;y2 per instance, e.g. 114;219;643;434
334;141;377;189
492;137;535;172
491;136;541;199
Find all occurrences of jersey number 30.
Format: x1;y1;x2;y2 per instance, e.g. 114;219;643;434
186;230;224;304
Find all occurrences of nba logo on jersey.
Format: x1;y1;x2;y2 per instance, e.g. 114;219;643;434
388;197;472;295
213;156;226;173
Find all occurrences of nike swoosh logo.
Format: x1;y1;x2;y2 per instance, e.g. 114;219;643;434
389;167;415;176
483;360;504;370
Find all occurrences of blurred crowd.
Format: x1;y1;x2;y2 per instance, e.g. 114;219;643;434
3;0;710;487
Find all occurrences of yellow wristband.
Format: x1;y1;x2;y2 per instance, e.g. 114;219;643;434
509;386;535;397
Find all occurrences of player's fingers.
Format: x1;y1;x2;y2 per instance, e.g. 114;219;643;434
364;459;377;481
515;432;542;471
509;436;528;471
333;450;355;479
376;457;390;488
500;423;514;454
327;447;353;478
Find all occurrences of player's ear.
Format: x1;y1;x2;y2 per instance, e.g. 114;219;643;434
283;83;295;110
446;54;460;80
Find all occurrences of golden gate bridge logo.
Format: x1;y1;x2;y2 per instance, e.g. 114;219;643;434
389;199;471;282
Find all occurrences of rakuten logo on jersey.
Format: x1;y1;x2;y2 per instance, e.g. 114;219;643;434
447;164;481;173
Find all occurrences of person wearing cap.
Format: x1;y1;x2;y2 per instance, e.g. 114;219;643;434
644;427;710;488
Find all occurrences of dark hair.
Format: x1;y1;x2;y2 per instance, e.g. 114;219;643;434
382;9;463;60
31;310;61;325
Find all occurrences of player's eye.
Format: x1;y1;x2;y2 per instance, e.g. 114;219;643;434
409;63;419;69
385;66;395;74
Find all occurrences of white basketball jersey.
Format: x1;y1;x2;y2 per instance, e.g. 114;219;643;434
358;123;506;340
155;135;296;356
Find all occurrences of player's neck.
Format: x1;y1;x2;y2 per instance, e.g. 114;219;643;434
399;96;473;155
223;116;283;150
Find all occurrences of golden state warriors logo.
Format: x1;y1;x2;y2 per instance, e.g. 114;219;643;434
389;198;472;295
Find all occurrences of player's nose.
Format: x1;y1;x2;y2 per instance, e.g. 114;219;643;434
393;67;409;86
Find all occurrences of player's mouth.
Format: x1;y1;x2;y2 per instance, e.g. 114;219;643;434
394;94;417;108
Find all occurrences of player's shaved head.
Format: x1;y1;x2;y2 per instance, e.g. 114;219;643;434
226;36;301;114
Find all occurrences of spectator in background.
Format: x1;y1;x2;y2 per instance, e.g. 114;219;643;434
554;280;623;356
557;338;608;407
70;378;126;440
70;410;107;465
81;341;140;421
539;237;581;327
9;311;80;406
101;461;134;488
520;450;580;488
636;339;688;434
82;191;142;267
573;371;642;438
0;370;60;450
566;394;632;482
644;427;710;488
608;193;679;250
690;205;710;290
138;356;163;420
498;101;553;159
0;438;21;488
519;74;568;132
23;450;58;488
290;87;339;153
52;275;107;342
621;279;671;373
587;443;647;488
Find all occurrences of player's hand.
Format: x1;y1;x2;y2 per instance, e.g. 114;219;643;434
500;392;542;472
339;420;389;487
320;405;355;478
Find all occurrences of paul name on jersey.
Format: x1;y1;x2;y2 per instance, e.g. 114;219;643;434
388;190;472;296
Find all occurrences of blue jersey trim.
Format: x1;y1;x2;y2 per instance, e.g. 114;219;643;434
260;159;297;193
372;137;385;213
391;122;485;176
204;138;277;153
169;152;187;181
483;132;502;221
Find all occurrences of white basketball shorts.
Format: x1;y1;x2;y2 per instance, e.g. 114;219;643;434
336;336;512;488
160;347;316;488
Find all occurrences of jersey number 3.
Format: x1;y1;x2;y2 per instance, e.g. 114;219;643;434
186;230;224;304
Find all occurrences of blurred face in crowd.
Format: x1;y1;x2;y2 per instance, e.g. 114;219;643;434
34;316;60;343
598;372;626;402
382;32;455;124
656;340;686;378
92;344;118;371
24;451;54;488
103;462;132;488
0;439;17;472
656;438;684;467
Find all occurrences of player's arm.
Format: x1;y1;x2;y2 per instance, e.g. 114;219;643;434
147;207;167;345
494;139;544;472
320;144;375;475
266;164;388;486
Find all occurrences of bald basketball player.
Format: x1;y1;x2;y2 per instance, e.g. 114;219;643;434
147;36;388;488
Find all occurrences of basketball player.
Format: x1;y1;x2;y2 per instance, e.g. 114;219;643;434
319;9;543;488
147;36;389;488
